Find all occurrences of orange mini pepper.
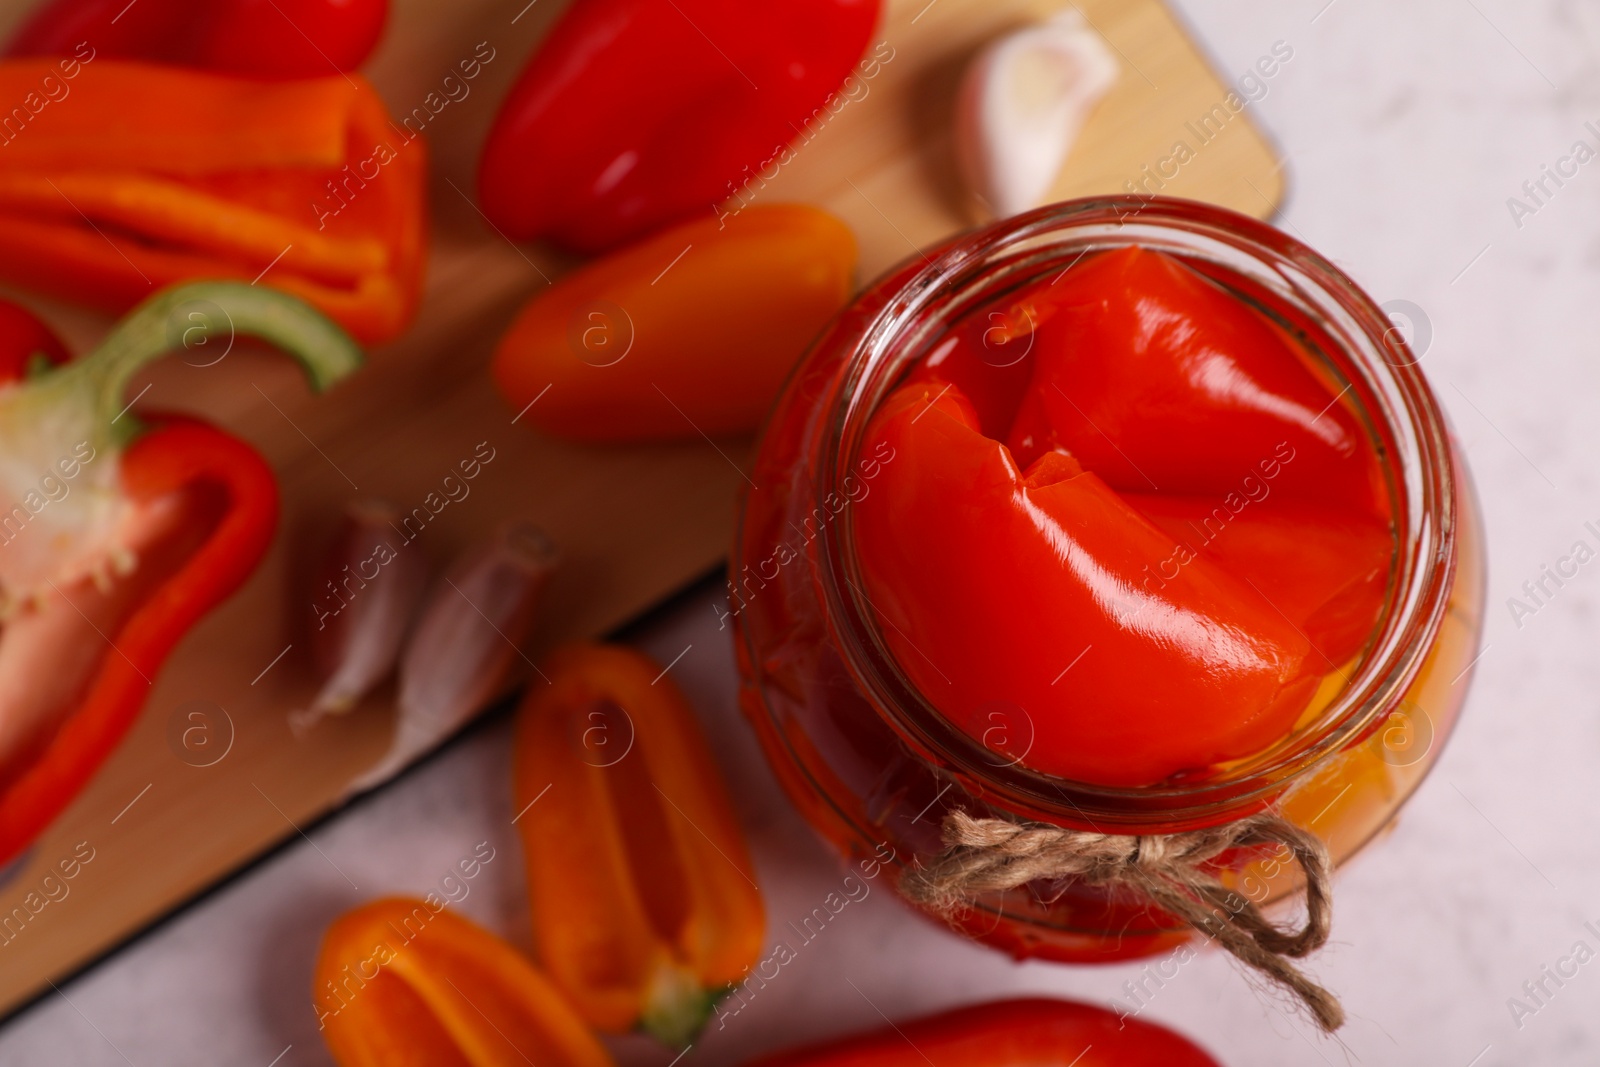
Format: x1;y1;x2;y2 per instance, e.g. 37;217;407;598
315;897;613;1067
514;642;765;1047
0;60;427;345
493;204;856;443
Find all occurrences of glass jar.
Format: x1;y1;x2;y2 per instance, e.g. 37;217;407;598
730;197;1484;963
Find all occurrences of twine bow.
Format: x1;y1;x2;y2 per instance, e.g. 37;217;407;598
901;810;1343;1032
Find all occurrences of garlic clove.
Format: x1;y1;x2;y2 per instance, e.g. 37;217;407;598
296;499;431;737
346;521;558;793
955;10;1120;220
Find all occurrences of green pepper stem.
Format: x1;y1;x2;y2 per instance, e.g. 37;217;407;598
638;970;730;1050
0;282;360;599
81;282;363;442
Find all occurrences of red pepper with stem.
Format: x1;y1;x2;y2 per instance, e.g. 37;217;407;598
478;0;882;253
4;0;389;78
746;998;1222;1067
0;281;360;866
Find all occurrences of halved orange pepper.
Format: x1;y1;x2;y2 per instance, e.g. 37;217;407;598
513;642;765;1047
0;59;427;345
314;897;613;1067
492;204;856;443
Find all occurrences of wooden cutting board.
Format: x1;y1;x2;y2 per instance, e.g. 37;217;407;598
0;0;1283;1019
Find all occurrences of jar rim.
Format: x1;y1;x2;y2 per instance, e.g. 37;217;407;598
809;196;1457;831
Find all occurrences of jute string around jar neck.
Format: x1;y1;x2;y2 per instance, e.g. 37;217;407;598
902;810;1344;1032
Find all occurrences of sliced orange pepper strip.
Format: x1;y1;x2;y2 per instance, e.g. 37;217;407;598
315;897;613;1067
0;60;426;344
0;173;390;282
514;642;765;1047
0;60;352;173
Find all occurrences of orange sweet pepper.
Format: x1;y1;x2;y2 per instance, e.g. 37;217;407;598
314;897;613;1067
514;642;765;1047
493;204;856;443
0;59;427;345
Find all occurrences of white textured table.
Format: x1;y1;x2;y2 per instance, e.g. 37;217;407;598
3;0;1598;1064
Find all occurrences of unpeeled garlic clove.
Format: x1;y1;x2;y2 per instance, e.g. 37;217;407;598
295;499;430;737
347;521;558;793
955;10;1119;220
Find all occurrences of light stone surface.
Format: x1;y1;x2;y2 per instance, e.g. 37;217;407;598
2;0;1598;1063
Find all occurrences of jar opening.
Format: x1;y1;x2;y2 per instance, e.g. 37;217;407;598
812;197;1457;831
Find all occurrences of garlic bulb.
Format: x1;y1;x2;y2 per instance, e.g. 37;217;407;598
955;10;1119;219
346;522;558;793
294;499;430;737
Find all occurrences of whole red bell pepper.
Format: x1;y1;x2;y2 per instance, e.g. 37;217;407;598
0;281;360;866
478;0;882;253
746;998;1222;1067
4;0;389;78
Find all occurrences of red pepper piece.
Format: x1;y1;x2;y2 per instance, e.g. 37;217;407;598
914;247;1387;516
0;281;360;866
747;998;1222;1067
478;0;882;253
1125;492;1395;668
0;297;69;381
899;245;1394;681
5;0;389;78
853;381;1319;787
0;421;274;855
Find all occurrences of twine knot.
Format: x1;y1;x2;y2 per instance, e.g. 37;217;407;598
901;809;1343;1032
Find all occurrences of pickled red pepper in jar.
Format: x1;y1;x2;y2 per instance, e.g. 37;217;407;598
852;246;1396;786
